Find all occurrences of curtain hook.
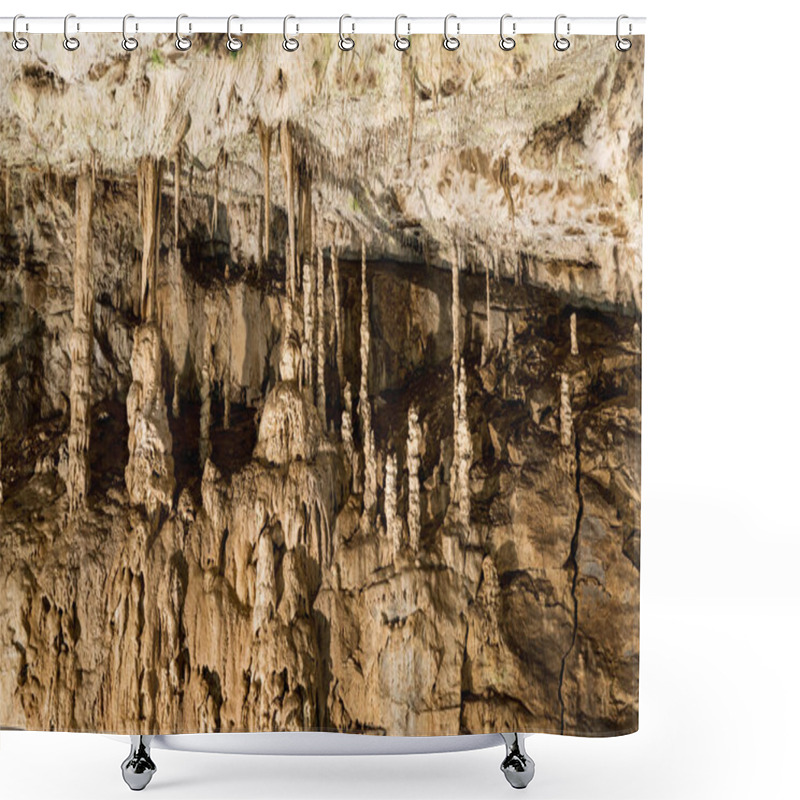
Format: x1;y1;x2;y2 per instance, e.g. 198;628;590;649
616;14;632;51
339;14;355;51
122;14;139;51
553;14;570;51
12;14;29;51
394;14;410;51
499;14;516;51
63;13;80;51
227;15;243;51
443;14;460;51
175;13;192;51
283;15;299;51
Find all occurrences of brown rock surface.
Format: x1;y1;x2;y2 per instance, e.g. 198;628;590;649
0;35;642;736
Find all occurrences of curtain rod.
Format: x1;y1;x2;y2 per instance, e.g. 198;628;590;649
0;16;646;36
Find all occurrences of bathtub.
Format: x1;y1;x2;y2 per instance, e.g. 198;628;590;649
114;731;535;791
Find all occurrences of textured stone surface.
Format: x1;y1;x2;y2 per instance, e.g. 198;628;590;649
0;35;642;736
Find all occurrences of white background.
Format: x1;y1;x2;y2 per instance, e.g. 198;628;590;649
2;1;798;798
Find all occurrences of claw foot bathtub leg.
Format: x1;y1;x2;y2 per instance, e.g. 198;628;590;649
121;735;157;791
500;733;535;789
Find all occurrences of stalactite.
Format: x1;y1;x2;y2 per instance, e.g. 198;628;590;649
407;405;422;552
560;372;573;447
450;245;462;504
385;452;402;556
499;151;515;222
137;157;162;322
173;149;181;254
570;312;579;356
199;321;214;467
482;263;491;366
211;157;220;236
285;238;295;303
316;246;326;424
452;244;461;383
258;120;272;264
172;374;180;419
280;121;297;284
302;260;314;391
126;159;175;515
455;358;472;526
125;325;176;516
223;366;231;431
0;439;4;505
341;382;358;493
331;240;344;390
298;163;312;265
406;55;416;165
67;169;93;514
310;247;318;393
359;242;377;517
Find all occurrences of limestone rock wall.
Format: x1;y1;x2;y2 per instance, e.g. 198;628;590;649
0;34;642;737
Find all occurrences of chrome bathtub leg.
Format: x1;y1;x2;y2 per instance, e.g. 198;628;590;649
121;735;157;791
500;733;535;789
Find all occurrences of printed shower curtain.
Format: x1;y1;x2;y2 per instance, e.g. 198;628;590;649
0;33;643;737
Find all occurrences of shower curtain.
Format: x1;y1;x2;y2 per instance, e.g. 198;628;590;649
0;33;643;738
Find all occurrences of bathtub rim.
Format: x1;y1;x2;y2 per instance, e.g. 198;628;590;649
104;731;514;756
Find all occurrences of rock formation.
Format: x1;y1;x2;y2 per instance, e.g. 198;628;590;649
280;121;297;289
384;452;402;556
258;120;272;265
302;260;314;390
570;312;579;356
137;158;161;323
172;374;180;419
316;247;326;424
341;382;358;493
199;322;213;467
560;372;573;447
66;170;93;515
482;264;492;366
0;35;642;738
125;324;176;516
407;405;422;552
454;359;473;526
332;241;344;389
359;242;377;520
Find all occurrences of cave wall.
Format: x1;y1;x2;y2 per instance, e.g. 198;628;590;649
0;34;642;736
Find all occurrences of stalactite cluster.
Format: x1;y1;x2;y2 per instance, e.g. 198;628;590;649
407;405;422;552
359;242;377;521
1;36;642;739
570;312;579;356
66;170;93;515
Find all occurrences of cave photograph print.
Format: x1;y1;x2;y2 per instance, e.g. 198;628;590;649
0;34;643;738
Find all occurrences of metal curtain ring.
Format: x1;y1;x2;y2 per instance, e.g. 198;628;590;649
499;14;515;51
339;15;354;51
443;14;460;51
175;13;192;51
122;14;139;51
283;15;299;51
394;14;410;51
553;14;570;51
227;15;243;51
12;14;29;51
63;13;80;51
616;14;632;51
